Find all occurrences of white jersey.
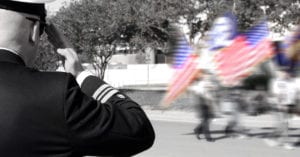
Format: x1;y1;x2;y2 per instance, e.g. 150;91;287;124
190;78;216;100
270;78;298;105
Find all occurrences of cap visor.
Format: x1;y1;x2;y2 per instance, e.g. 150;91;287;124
11;0;55;4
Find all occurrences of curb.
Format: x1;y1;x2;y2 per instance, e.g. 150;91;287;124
144;109;300;128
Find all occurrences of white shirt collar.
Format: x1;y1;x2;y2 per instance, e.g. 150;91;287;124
0;47;20;55
0;47;25;63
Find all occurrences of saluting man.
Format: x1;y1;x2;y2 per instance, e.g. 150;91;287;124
0;0;155;156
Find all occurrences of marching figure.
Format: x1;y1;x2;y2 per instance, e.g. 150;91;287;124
265;68;297;149
191;70;216;142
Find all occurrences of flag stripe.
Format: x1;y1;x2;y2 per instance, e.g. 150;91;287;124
162;26;199;106
173;36;193;69
167;55;197;97
219;40;271;76
163;54;199;106
215;20;273;86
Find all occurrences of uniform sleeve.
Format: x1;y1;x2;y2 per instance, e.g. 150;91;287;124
63;72;155;156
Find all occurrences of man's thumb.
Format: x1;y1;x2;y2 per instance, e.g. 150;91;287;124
57;49;68;57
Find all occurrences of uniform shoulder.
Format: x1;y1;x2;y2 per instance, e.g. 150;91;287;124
26;68;75;84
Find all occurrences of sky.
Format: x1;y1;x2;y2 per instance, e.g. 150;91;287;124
46;0;71;15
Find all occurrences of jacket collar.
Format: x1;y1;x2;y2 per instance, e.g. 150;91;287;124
0;49;25;66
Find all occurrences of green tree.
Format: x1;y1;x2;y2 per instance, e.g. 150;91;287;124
48;0;200;78
34;34;59;71
35;0;300;73
189;0;300;37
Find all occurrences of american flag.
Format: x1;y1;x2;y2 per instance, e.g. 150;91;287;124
173;36;194;69
162;54;200;107
215;20;274;86
285;25;300;63
161;31;200;107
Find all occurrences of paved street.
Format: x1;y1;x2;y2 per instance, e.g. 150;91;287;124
136;120;300;157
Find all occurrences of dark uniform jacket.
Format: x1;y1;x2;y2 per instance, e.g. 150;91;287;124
0;49;155;157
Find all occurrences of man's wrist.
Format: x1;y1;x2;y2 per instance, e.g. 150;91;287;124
73;62;84;77
76;70;94;87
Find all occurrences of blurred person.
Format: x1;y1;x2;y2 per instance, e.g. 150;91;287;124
248;87;269;116
224;87;248;138
191;70;216;142
265;68;297;149
0;0;154;156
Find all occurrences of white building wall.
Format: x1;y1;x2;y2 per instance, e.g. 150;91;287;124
104;64;174;88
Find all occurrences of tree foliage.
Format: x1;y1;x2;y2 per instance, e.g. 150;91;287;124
189;0;300;36
35;0;300;74
47;0;201;78
34;34;59;71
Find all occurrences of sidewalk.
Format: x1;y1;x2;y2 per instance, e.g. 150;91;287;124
143;108;300;128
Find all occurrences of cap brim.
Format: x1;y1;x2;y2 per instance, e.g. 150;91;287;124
11;0;56;3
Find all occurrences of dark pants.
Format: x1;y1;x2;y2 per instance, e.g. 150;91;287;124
268;104;295;143
194;104;213;140
224;102;247;136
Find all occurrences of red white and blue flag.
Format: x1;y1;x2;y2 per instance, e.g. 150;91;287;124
162;54;200;107
214;20;274;86
161;30;200;107
173;36;194;69
162;13;237;107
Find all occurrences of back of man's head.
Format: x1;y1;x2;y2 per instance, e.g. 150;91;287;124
0;0;54;65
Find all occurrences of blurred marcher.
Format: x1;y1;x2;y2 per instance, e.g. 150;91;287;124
0;1;154;156
191;71;216;142
248;89;269;116
265;68;297;149
224;87;248;138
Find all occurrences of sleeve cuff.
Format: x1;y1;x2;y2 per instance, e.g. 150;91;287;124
76;70;94;87
92;85;120;103
76;71;125;103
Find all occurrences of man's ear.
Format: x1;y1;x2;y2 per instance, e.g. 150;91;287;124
29;22;40;44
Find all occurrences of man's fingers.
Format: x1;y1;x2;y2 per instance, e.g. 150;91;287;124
57;48;79;61
57;49;68;57
56;48;84;76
